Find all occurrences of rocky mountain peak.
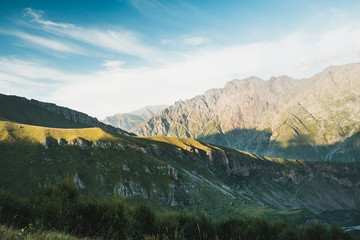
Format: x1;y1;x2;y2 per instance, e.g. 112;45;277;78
133;63;360;162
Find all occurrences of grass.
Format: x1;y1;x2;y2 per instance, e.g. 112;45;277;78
140;136;213;152
0;120;117;143
0;225;95;240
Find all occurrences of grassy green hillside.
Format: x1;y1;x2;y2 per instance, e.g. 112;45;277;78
0;121;116;143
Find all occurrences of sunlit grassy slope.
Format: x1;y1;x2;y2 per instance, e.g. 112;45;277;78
0;119;307;171
140;135;213;151
0;120;222;152
142;135;274;161
0;121;116;143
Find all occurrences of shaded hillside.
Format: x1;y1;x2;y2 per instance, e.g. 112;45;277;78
0;93;132;136
134;64;360;162
0;94;88;129
102;104;168;132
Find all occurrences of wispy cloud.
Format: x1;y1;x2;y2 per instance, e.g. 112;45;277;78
0;57;81;100
2;30;85;55
127;0;164;11
182;37;208;46
0;56;90;105
56;28;156;61
0;57;82;82
24;8;158;62
25;8;73;28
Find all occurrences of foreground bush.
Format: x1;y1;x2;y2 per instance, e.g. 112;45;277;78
0;180;355;240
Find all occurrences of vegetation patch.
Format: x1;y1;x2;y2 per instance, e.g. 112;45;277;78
0;180;356;240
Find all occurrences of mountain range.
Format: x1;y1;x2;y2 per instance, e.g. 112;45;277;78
0;91;360;229
133;64;360;162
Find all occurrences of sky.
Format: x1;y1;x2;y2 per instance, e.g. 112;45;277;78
1;0;360;119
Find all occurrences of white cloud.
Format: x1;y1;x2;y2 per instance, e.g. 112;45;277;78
160;39;175;45
182;37;208;46
57;28;156;61
0;57;83;82
0;58;73;100
2;30;85;55
0;57;88;109
102;60;126;72
24;8;158;62
25;8;73;28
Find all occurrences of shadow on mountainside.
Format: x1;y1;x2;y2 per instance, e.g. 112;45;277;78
0;94;89;129
198;128;360;162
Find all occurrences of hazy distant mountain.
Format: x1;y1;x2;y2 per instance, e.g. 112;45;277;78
102;105;168;132
134;64;360;162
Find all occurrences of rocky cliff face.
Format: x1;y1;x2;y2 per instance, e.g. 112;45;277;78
134;64;360;162
102;105;168;132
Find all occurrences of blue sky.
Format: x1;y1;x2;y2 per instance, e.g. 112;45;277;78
1;0;360;118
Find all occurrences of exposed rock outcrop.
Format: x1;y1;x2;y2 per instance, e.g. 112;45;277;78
40;136;58;149
68;138;92;149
